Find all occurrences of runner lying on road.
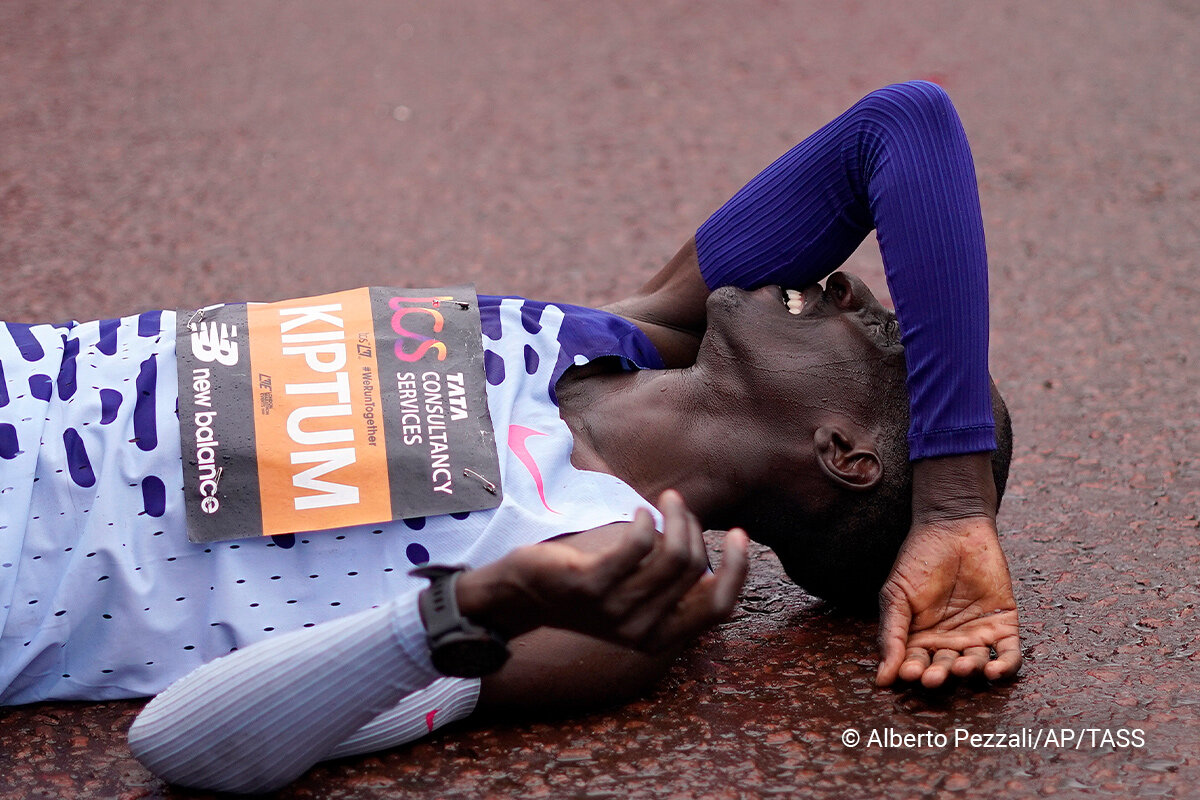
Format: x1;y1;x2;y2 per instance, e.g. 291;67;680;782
0;81;1019;793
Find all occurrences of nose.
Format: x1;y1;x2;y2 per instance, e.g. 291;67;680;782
826;272;887;315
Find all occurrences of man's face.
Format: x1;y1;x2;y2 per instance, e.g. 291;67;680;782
701;271;906;419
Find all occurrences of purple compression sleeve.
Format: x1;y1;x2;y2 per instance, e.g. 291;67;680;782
696;81;995;459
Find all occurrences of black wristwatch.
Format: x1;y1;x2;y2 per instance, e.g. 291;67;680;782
410;564;511;678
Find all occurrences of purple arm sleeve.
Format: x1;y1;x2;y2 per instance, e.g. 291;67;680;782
695;81;995;459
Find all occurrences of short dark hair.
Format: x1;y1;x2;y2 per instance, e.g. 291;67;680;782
742;380;1014;610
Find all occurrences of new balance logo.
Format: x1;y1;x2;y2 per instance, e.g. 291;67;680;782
190;321;239;366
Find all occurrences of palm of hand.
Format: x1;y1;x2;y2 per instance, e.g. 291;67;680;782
876;518;1021;688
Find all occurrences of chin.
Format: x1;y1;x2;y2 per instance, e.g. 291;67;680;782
704;285;747;316
699;286;760;359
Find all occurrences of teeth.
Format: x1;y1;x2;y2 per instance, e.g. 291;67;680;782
785;288;804;315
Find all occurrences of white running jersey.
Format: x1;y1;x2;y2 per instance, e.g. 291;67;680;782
0;296;664;704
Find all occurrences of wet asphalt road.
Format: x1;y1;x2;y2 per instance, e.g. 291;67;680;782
1;2;1197;798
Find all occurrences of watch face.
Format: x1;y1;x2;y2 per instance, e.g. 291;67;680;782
433;634;510;678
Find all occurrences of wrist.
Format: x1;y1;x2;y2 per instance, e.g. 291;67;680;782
911;452;998;525
412;565;512;678
454;560;538;640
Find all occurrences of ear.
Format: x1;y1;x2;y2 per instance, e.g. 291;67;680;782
812;424;884;491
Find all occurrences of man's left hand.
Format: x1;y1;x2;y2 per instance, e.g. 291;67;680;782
875;514;1021;687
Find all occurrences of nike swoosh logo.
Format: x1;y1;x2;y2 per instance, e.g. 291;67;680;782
508;424;559;514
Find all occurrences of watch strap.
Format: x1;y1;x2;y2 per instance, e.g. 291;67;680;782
413;565;479;640
410;564;511;677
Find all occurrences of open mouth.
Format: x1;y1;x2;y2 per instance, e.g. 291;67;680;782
782;287;806;315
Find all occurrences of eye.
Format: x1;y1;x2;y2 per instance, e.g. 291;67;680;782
880;318;903;347
866;315;901;346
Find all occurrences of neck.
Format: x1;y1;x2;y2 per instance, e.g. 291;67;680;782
557;365;753;526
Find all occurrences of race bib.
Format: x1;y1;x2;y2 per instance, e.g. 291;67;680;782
176;285;502;543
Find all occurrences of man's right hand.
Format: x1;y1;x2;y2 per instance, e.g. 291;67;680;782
456;490;749;654
876;454;1022;688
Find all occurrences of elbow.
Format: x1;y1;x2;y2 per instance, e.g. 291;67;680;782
852;80;965;143
127;709;194;791
880;80;956;114
128;701;300;795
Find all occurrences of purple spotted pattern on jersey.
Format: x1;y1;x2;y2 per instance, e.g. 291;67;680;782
137;311;161;338
142;475;166;517
405;543;430;565
0;425;17;459
28;374;53;402
63;428;96;488
97;318;120;356
99;389;123;424
477;296;664;405
483;350;505;386
133;355;158;451
5;323;44;362
57;335;79;401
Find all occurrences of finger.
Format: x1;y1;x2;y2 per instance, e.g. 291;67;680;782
984;635;1023;681
624;492;708;624
951;646;992;678
897;647;930;683
660;489;707;575
875;590;913;687
908;628;1001;653
639;528;749;653
709;528;749;615
638;490;707;589
921;649;959;688
662;489;707;573
589;508;657;587
627;506;657;549
591;494;700;648
685;497;709;574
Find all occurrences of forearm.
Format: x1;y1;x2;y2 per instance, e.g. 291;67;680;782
127;496;743;792
323;676;480;761
696;81;995;459
128;593;442;794
479;625;676;714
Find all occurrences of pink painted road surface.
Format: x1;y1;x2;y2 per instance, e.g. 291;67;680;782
1;2;1197;797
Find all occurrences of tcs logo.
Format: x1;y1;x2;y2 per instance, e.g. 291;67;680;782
388;296;453;362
